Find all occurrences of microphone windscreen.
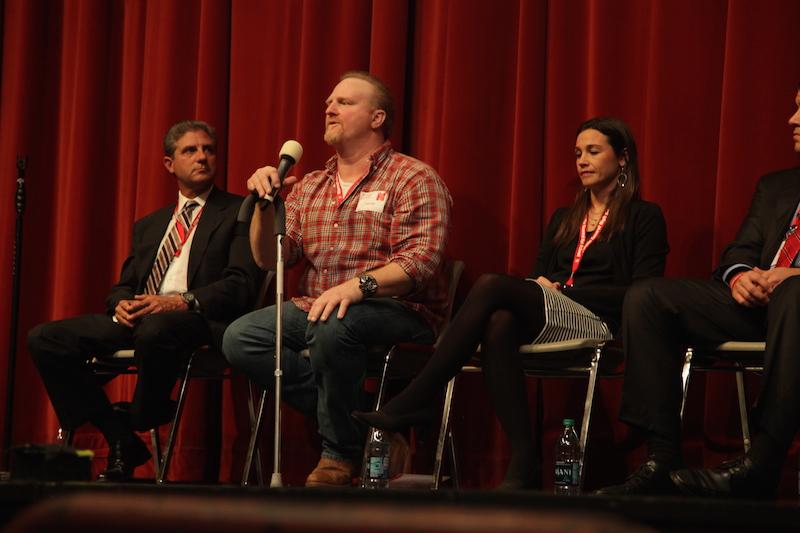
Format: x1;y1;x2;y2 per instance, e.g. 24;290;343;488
279;140;303;164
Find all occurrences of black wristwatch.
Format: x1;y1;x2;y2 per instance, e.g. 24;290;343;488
180;292;198;311
358;273;378;298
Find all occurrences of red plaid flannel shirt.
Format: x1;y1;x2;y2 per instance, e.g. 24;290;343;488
284;142;452;331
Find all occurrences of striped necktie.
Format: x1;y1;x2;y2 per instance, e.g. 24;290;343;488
145;201;199;294
776;208;800;268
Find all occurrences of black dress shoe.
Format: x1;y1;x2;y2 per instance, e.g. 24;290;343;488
351;407;432;432
670;455;778;500
594;457;679;496
97;436;151;482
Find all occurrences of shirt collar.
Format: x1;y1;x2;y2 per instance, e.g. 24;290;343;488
324;141;393;179
177;186;212;211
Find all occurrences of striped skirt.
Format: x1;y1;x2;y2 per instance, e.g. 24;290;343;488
525;279;612;344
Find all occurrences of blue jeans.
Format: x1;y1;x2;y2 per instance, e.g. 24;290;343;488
223;298;434;461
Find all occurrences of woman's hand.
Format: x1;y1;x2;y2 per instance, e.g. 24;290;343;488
535;276;562;292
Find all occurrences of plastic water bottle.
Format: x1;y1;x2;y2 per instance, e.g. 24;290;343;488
554;418;581;495
361;428;390;489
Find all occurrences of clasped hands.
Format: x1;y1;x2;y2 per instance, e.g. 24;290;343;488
113;294;188;327
730;267;800;307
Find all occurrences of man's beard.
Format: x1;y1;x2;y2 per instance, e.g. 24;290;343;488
324;125;342;146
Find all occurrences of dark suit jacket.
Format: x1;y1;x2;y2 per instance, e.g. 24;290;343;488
714;167;800;281
530;199;669;332
105;186;262;344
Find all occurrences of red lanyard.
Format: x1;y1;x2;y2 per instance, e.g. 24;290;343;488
174;205;203;257
565;209;609;287
334;172;365;205
334;172;360;205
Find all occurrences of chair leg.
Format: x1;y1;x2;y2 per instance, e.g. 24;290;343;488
358;346;396;487
242;388;268;487
252;400;265;486
446;427;459;490
244;381;265;487
150;429;161;475
373;346;396;410
734;367;751;453
578;346;601;487
58;428;74;447
679;347;693;420
254;437;264;485
157;352;195;484
432;376;457;490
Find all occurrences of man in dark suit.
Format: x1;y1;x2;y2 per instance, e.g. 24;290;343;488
28;120;261;481
597;87;800;498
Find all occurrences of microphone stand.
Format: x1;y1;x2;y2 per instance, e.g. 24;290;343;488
3;157;26;472
237;142;301;487
270;194;286;488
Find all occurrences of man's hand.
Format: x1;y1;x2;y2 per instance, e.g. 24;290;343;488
247;165;297;199
730;269;771;307
534;276;562;292
114;299;146;328
759;266;800;293
308;279;363;322
127;294;189;321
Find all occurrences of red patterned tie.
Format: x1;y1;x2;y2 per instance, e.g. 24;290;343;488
776;209;800;268
145;201;199;294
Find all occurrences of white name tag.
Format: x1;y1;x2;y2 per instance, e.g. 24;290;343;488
356;190;388;213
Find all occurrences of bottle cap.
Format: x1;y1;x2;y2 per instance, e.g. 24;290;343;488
563;418;575;426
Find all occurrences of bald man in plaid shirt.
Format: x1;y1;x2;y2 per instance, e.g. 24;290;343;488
224;71;452;487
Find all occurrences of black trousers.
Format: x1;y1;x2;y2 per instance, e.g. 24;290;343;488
620;276;800;449
28;311;211;432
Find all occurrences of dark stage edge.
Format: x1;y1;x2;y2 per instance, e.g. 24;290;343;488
0;480;798;532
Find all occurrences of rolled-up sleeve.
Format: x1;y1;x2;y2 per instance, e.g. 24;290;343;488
388;167;452;294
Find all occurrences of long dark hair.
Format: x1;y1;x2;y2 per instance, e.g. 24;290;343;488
553;117;641;245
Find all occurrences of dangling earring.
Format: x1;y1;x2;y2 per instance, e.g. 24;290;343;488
617;165;628;188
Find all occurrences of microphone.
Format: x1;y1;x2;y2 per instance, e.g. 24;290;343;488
238;140;304;222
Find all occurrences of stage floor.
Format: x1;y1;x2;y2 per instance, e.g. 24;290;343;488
0;478;798;532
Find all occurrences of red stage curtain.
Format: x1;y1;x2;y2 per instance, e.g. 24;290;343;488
1;0;799;489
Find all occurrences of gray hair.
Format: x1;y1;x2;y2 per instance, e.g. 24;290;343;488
163;120;216;157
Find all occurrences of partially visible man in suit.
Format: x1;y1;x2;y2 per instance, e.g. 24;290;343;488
596;88;800;498
28;120;261;481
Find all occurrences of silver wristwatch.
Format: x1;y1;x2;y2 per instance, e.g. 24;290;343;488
358;273;378;298
180;292;198;311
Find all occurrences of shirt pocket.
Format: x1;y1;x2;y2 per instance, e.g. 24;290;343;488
351;210;393;255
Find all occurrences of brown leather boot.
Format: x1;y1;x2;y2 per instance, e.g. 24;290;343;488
305;457;355;487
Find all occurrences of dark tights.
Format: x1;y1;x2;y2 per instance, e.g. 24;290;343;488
381;273;547;486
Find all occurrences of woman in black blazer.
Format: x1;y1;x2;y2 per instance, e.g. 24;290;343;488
355;117;669;489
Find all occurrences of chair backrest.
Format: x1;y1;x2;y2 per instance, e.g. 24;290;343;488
255;270;276;310
378;259;464;379
439;259;465;334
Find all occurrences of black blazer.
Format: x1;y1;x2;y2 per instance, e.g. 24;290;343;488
105;187;262;344
530;199;669;332
715;167;800;281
